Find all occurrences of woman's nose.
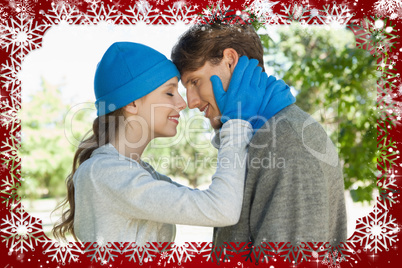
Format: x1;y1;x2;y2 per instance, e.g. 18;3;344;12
176;95;187;111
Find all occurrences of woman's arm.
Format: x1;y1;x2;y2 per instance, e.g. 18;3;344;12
79;119;252;227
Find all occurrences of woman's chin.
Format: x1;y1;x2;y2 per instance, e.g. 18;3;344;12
157;130;177;138
166;131;177;138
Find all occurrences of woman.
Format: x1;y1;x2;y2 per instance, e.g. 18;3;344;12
52;42;267;244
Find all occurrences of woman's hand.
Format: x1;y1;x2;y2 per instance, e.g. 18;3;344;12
210;55;268;129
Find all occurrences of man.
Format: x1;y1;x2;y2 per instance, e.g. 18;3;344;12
171;22;347;246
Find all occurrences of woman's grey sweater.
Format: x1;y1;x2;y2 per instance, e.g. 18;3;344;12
73;119;252;244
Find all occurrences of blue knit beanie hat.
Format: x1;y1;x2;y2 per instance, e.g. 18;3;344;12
94;42;180;116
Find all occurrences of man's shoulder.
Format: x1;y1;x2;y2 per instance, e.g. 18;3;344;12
258;104;313;131
250;104;332;155
251;104;310;143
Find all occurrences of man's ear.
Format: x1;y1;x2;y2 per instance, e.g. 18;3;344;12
124;101;139;115
222;48;239;74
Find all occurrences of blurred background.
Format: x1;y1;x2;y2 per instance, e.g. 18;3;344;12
17;22;378;243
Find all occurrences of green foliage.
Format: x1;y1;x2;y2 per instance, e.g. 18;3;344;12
260;24;379;203
18;79;94;199
143;108;217;188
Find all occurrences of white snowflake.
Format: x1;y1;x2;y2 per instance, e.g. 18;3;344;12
1;133;21;166
102;0;122;11
374;0;402;16
1;58;22;108
384;94;393;104
198;242;213;262
123;242;159;264
306;4;354;26
350;202;399;253
163;242;198;265
207;0;217;8
84;242;122;263
310;8;319;17
42;1;82;26
354;17;399;58
390;12;399;20
0;174;21;208
247;0;279;19
277;242;321;264
134;0;155;16
81;3;121;25
9;87;21;110
155;0;169;5
1;57;20;93
7;198;23;213
293;4;303;20
8;0;35;20
0;98;19;132
199;3;236;25
321;250;344;268
160;4;197;25
52;0;83;9
85;0;102;7
172;0;188;8
208;242;238;264
394;104;402;118
257;3;355;26
248;242;277;264
379;169;400;207
321;5;353;28
0;13;47;61
397;83;402;96
42;240;84;264
266;3;306;24
122;2;159;24
261;13;290;25
1;211;45;253
0;4;8;24
377;76;399;122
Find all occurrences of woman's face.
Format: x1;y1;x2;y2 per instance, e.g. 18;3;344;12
134;77;187;138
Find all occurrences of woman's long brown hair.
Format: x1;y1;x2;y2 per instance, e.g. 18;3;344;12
52;109;123;242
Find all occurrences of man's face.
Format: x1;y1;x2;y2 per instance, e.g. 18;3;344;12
181;60;232;129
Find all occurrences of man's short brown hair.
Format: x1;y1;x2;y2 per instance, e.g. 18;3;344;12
171;23;265;74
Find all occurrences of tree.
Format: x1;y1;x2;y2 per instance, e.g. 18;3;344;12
259;24;379;203
18;78;94;200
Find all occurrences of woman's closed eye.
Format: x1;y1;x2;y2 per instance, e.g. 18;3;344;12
166;93;174;96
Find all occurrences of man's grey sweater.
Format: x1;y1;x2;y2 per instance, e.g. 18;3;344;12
73;120;252;244
213;104;347;246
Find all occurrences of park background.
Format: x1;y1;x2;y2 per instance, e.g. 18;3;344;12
17;20;379;243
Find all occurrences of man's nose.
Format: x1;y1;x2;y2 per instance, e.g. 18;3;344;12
186;90;201;109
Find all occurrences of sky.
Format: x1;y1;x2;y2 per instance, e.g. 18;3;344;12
19;22;192;107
